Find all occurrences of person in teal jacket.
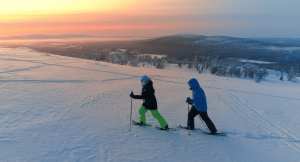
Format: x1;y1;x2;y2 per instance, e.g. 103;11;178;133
186;78;217;134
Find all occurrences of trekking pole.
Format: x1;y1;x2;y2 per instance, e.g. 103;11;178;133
129;97;133;131
188;104;191;136
198;115;208;130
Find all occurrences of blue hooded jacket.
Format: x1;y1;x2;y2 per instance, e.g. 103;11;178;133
188;78;207;112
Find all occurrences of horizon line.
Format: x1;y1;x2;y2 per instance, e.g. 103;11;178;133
1;34;300;39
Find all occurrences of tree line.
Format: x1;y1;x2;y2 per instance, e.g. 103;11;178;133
65;50;168;69
62;50;299;83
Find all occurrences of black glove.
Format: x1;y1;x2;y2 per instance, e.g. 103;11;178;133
130;91;134;98
186;97;191;104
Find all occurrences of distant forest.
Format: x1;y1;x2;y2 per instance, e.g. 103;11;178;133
1;35;300;70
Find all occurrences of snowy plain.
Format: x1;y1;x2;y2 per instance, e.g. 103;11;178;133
0;47;300;162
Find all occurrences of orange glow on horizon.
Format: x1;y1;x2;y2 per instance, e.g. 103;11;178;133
0;0;144;15
0;0;153;37
0;0;217;37
1;23;202;37
1;25;176;33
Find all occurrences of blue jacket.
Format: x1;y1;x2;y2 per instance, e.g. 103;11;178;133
188;78;207;112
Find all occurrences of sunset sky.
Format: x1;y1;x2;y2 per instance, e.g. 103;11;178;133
1;0;300;38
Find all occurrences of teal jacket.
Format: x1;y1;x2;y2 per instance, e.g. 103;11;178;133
188;78;207;112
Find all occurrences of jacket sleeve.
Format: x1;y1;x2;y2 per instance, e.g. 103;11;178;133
131;94;145;99
131;89;147;99
190;91;202;105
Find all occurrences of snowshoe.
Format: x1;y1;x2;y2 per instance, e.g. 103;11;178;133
132;120;152;126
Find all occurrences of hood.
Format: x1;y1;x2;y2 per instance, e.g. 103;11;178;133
187;78;200;90
140;75;151;86
144;80;153;87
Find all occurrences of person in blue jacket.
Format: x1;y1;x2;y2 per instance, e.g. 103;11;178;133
186;78;217;134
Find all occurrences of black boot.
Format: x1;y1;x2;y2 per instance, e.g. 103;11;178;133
209;131;217;135
132;120;146;126
157;125;169;130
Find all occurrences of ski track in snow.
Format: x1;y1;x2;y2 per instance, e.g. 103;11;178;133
0;65;48;74
2;57;136;77
228;89;300;101
206;81;300;153
0;80;91;83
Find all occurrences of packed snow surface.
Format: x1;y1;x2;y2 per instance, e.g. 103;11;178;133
0;47;300;162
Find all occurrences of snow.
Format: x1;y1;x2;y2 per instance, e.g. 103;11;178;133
137;54;167;58
241;59;275;64
0;47;300;162
266;46;300;51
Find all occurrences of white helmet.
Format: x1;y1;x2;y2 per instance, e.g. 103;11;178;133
140;75;151;86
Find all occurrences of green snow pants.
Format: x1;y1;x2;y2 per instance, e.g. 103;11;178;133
139;106;168;129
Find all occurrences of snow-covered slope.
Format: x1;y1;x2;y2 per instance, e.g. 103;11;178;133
0;47;300;161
